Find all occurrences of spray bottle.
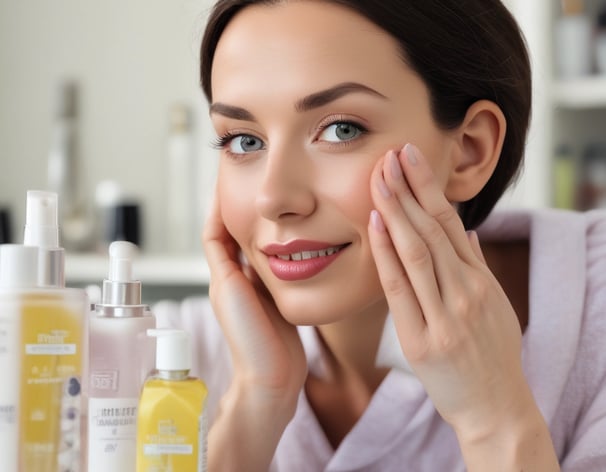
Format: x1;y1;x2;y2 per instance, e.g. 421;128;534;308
87;241;156;472
0;190;88;472
136;329;208;472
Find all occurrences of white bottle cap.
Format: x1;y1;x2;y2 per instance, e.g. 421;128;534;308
108;241;138;282
23;190;59;248
148;329;191;372
0;244;39;288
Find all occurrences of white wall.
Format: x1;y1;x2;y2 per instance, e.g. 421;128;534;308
0;0;216;252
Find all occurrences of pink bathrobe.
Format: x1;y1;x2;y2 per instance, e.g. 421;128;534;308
154;208;606;471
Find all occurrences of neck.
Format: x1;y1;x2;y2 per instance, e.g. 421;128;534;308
314;298;390;389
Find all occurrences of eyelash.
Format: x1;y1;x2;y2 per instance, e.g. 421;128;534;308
210;117;369;157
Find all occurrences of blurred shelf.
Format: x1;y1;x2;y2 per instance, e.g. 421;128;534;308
65;252;210;286
552;76;606;109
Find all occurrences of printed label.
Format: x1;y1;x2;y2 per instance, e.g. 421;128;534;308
90;370;119;391
88;397;138;472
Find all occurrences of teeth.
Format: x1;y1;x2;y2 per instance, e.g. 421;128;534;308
277;245;343;261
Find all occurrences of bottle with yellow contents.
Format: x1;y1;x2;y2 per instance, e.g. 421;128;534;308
0;191;88;472
136;329;208;472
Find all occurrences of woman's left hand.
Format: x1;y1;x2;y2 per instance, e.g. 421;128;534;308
368;143;536;443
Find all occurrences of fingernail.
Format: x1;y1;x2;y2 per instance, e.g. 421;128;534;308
388;150;403;180
377;173;392;198
370;210;385;232
404;143;418;166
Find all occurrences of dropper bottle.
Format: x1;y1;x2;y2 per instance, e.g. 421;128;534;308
87;241;156;472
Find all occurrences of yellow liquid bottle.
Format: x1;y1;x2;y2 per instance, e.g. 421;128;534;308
136;329;208;472
19;289;87;472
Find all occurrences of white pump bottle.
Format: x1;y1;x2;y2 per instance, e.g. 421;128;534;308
87;241;156;472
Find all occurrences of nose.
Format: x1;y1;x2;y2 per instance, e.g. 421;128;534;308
255;144;316;221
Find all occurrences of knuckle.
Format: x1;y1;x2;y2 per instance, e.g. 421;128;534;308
404;240;431;267
382;276;410;298
432;203;458;227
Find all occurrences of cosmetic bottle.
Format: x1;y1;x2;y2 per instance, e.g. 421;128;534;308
0;244;39;472
136;329;208;472
16;190;88;472
87;240;156;472
47;80;94;251
166;103;197;253
554;0;593;78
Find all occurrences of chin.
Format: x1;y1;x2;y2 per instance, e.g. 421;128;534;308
272;284;386;326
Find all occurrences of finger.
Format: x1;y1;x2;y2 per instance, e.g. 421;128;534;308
467;230;487;265
370;154;445;320
382;149;465;302
400;143;479;266
203;192;241;278
368;208;428;346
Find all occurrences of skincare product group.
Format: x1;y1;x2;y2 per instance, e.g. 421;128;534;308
0;189;208;471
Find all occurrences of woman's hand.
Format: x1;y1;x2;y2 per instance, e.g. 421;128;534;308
203;194;306;471
368;144;559;470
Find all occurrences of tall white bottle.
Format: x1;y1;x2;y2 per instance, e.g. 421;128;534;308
87;241;156;472
0;244;39;472
166;103;197;253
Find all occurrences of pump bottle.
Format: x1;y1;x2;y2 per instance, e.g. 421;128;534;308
0;190;88;472
87;241;156;472
136;329;208;472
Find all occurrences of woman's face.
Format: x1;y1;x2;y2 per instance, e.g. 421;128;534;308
210;1;457;325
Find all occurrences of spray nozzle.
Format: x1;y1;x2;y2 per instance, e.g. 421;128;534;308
147;329;191;372
108;241;138;282
24;190;59;248
98;240;142;308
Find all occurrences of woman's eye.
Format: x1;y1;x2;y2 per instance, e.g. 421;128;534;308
318;122;364;143
228;134;264;154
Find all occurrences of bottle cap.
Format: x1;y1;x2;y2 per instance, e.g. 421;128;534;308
0;244;39;288
24;190;59;248
100;240;142;307
22;190;64;287
148;329;191;372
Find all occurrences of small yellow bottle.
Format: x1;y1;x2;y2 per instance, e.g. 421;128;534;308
136;329;208;472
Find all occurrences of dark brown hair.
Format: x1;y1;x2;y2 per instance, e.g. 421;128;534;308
200;0;531;229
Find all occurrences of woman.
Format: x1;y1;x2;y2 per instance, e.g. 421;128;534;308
155;1;606;469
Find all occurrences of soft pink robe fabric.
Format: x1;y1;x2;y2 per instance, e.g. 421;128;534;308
154;208;606;471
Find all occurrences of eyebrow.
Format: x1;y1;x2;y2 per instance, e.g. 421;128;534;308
209;82;387;121
295;82;387;112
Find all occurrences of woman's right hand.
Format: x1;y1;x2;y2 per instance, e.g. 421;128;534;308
203;194;306;471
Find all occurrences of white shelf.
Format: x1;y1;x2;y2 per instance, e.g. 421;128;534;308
65;252;210;286
552;76;606;109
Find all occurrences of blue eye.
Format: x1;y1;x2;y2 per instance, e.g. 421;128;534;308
229;134;264;154
318;122;364;143
212;133;264;155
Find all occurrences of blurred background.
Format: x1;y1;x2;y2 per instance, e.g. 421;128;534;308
1;0;606;300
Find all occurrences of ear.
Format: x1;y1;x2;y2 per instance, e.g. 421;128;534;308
444;100;506;202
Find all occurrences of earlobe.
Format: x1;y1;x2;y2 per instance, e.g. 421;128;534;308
444;100;506;202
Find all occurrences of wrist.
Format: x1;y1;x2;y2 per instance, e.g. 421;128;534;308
208;378;299;472
455;389;559;471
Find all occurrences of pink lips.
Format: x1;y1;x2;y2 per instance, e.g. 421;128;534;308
262;240;348;281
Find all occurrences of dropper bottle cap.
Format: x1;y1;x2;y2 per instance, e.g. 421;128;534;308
148;329;191;374
96;240;145;317
0;244;39;289
23;190;64;287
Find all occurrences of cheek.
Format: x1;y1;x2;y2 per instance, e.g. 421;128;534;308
217;169;256;245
